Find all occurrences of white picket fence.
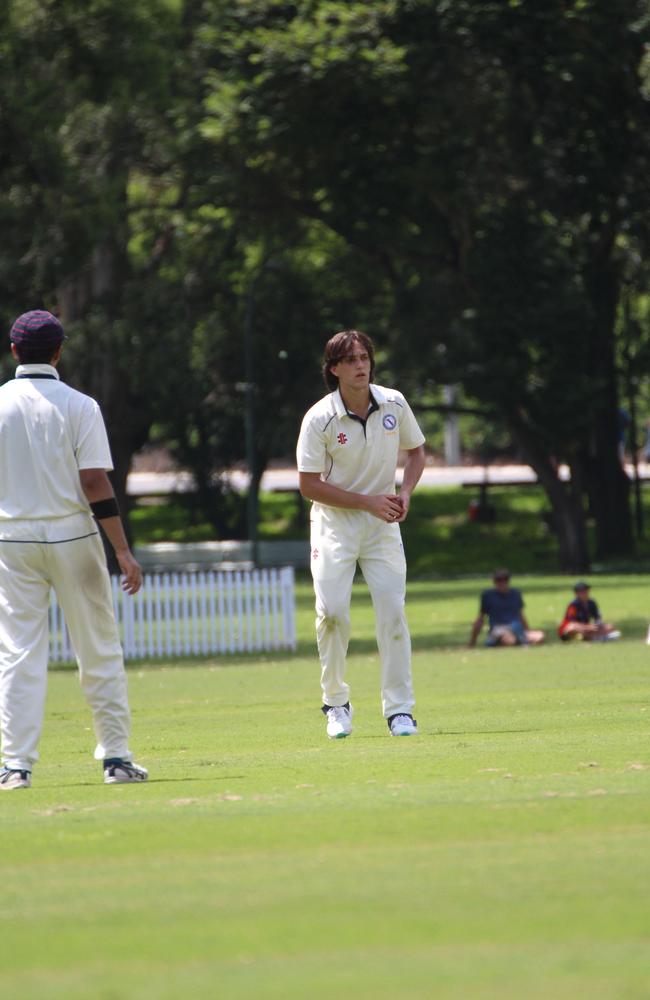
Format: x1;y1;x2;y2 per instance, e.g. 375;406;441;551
48;566;296;664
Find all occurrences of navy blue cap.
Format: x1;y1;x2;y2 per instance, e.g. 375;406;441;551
574;580;590;592
10;310;65;347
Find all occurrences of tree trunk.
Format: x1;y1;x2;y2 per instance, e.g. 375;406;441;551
533;461;590;574
58;230;152;568
582;230;633;557
248;459;265;567
507;414;591;573
586;423;632;559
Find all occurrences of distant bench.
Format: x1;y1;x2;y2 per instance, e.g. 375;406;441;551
461;480;540;490
134;539;310;572
462;478;540;524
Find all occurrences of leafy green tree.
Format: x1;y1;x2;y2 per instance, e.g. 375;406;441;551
3;0;649;574
0;0;184;533
196;0;650;570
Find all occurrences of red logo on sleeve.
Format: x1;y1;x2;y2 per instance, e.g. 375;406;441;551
337;432;348;444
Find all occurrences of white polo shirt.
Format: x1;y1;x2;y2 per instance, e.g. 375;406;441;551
296;383;425;497
0;364;113;533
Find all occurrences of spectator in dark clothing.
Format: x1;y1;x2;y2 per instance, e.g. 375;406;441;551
469;568;545;648
558;582;621;642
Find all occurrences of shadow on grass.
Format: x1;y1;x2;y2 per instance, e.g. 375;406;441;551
146;775;247;783
50;775;246;790
294;634;469;657
438;728;538;736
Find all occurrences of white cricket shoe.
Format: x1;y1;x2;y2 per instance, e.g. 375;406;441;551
325;704;353;740
604;630;621;641
104;759;149;784
0;767;31;789
389;714;418;737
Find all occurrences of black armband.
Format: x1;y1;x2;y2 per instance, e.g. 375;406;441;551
90;497;120;520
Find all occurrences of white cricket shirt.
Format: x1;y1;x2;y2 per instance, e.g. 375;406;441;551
0;364;113;530
296;383;425;497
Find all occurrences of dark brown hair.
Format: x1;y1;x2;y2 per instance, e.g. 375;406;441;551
13;343;61;364
322;330;375;391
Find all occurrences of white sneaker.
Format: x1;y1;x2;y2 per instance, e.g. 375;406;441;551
604;630;621;641
0;767;31;789
104;759;149;784
389;714;418;737
325;704;353;740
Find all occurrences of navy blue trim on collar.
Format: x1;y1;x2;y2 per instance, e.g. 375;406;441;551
343;389;379;428
16;373;57;380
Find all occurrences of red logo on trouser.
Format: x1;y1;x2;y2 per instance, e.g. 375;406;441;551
312;548;319;560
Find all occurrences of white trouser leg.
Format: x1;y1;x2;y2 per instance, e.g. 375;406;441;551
46;535;132;761
0;543;51;770
313;568;356;706
360;526;415;719
310;508;358;707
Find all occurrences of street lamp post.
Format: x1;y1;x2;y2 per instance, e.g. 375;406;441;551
242;256;283;567
243;270;261;568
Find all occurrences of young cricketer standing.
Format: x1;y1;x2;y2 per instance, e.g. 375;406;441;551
0;310;148;788
296;330;426;739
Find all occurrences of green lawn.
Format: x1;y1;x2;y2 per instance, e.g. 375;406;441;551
294;572;650;653
2;577;650;998
130;484;650;575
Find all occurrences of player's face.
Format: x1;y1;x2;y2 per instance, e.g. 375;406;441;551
331;343;371;394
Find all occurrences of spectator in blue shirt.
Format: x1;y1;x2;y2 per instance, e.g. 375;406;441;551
469;568;545;648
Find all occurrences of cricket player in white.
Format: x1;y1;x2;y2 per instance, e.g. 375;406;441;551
0;310;148;788
297;330;425;739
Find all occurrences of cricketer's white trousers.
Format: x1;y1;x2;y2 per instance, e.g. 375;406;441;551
310;505;415;718
0;517;132;771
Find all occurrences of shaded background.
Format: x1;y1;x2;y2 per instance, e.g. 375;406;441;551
1;0;649;571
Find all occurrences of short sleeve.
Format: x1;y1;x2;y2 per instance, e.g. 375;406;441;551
398;396;426;450
75;399;114;471
296;412;327;474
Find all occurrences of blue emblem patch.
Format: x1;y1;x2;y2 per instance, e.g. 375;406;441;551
382;414;397;431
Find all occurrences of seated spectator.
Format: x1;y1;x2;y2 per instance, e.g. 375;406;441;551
558;582;621;642
469;568;545;648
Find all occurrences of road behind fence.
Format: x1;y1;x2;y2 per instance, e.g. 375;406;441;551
48;566;296;664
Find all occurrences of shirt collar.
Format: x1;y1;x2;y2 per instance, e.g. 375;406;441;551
333;384;383;417
15;364;60;380
368;384;387;405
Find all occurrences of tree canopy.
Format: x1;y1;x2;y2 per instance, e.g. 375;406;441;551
2;0;649;570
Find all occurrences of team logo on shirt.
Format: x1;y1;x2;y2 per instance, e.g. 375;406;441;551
312;547;319;560
337;432;348;444
382;414;397;430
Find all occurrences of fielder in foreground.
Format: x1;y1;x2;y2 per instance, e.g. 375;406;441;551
0;310;148;788
297;330;425;739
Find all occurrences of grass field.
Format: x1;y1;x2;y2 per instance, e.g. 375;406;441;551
2;576;650;999
130;483;650;575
